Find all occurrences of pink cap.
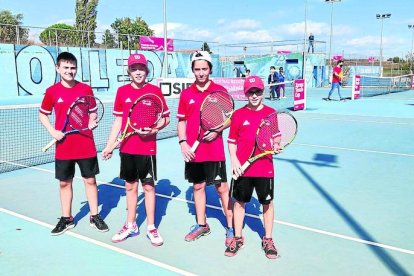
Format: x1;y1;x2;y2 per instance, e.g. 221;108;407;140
127;53;148;67
244;76;264;94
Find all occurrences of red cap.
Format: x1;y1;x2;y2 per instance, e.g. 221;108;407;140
127;53;148;67
244;76;264;94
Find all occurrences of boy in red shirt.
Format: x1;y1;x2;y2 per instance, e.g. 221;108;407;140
325;60;345;101
177;51;234;246
39;52;109;235
225;76;280;259
102;53;170;246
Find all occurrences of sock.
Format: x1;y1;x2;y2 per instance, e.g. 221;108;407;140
147;224;155;231
127;222;135;228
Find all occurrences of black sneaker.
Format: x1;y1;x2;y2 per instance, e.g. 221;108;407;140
340;98;346;102
224;237;244;257
51;216;75;236
262;237;279;259
90;214;109;232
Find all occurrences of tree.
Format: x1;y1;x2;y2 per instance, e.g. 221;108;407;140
0;10;28;44
110;17;154;49
39;23;77;46
102;29;117;48
201;42;212;53
75;0;99;47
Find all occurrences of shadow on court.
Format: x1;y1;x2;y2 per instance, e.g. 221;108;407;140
278;153;409;275
74;177;126;223
185;184;266;237
136;179;181;228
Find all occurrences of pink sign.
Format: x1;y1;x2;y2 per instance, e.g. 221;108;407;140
139;36;174;52
277;50;292;55
352;75;361;99
332;55;343;61
293;79;306;111
212;78;246;101
412;75;414;90
368;56;376;63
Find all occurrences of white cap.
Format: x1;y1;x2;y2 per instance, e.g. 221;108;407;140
191;51;212;63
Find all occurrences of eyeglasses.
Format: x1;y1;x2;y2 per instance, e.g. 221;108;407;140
247;90;264;96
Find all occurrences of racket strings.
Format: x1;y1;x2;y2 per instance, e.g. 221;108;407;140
69;104;90;129
257;116;279;152
277;114;297;146
200;93;233;130
130;97;163;129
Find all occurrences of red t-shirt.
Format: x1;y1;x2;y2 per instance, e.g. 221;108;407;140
228;105;277;177
39;82;97;160
113;83;170;155
177;81;227;162
332;66;342;83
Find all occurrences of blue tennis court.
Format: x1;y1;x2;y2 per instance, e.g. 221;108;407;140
1;88;413;275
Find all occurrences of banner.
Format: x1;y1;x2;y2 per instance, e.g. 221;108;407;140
332;55;343;61
157;78;194;98
351;75;361;100
140;36;174;52
212;78;246;101
293;79;306;111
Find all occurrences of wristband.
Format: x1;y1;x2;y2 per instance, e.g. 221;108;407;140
179;139;186;144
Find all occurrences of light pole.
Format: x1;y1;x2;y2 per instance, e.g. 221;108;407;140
376;13;391;77
409;25;414;73
325;0;341;81
163;0;168;78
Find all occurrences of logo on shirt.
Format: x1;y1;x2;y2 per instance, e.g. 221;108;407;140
214;175;222;181
242;120;250;126
125;98;132;103
57;97;64;103
189;99;195;104
266;194;272;200
146;173;153;178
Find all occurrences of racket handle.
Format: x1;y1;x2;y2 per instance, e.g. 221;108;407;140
232;161;251;180
191;141;200;153
42;138;58;152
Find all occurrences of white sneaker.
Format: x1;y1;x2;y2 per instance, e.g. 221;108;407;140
147;228;164;246
111;223;139;243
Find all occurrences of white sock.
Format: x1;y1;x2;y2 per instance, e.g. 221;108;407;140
127;222;135;228
147;224;155;231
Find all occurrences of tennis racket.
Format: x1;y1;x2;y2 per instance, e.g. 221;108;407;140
233;111;298;180
191;90;234;153
42;95;104;152
116;93;164;143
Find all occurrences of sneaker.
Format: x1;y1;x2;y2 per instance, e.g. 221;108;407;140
340;98;346;102
111;223;139;243
184;224;211;242
89;214;109;232
225;227;234;247
224;237;245;257
262;237;279;259
51;216;75;236
147;228;164;246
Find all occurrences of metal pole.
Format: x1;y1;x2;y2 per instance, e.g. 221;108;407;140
163;0;168;78
410;25;414;73
328;2;334;72
380;18;384;77
304;0;307;54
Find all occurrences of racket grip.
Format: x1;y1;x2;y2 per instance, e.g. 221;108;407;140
42;138;58;152
190;141;200;153
232;161;251;180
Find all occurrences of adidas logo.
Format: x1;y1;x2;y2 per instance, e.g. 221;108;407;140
214;175;222;181
266;194;272;200
242;120;250;126
57;98;64;103
126;98;132;103
146;173;152;178
189;99;195;104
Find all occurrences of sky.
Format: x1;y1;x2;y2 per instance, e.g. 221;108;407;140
1;0;414;59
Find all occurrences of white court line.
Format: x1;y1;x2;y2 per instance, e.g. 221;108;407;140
1;159;414;256
294;143;414;158
0;208;196;276
293;117;414;125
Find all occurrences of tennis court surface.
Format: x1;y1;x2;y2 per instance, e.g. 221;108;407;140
1;87;413;275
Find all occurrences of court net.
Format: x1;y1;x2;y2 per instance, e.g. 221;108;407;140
0;98;179;173
357;74;413;97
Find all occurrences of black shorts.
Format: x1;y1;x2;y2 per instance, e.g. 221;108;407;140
120;152;157;183
55;156;99;181
230;177;274;205
185;161;227;185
